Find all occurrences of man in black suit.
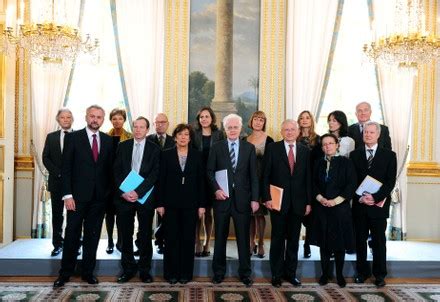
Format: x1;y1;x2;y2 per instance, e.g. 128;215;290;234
348;102;392;150
54;105;114;288
350;121;397;288
43;108;74;257
262;119;312;287
146;113;175;255
114;117;160;283
207;113;259;287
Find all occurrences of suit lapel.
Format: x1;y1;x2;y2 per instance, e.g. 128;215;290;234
279;142;290;171
223;141;234;172
80;129;95;163
235;141;245;170
55;130;62;156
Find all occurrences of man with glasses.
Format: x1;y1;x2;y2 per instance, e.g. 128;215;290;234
207;113;259;287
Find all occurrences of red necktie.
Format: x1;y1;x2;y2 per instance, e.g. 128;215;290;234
92;134;98;162
288;144;295;174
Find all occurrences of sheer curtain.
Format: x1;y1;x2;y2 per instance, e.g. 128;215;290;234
30;0;81;237
285;0;340;119
112;0;164;121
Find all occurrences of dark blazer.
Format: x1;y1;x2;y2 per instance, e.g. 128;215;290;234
192;129;224;151
43;130;63;192
262;141;312;216
113;138;161;209
158;147;205;209
62;128;113;202
147;133;175;150
349;146;397;219
348;123;392;150
206;140;259;213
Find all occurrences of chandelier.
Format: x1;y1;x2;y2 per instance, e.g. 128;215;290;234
363;0;440;67
0;1;98;64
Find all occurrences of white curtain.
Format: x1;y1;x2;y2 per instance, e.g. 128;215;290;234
30;0;81;237
113;0;164;122
285;0;340;119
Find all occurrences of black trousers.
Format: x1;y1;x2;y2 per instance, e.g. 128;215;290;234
163;208;197;280
212;196;251;278
354;214;387;279
269;207;302;279
60;198;105;277
117;201;155;275
50;189;64;249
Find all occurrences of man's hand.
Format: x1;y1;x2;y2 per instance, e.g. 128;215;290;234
198;208;206;219
305;205;311;215
251;201;259;213
215;190;228;200
64;198;76;211
122;190;138;202
361;193;375;206
156;207;165;217
264;200;273;210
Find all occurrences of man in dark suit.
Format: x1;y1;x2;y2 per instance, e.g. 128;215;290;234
348;102;392;150
207;113;259;287
54;105;114;288
43;108;74;257
114;117;160;283
146;113;175;255
350;121;397;288
262;119;312;287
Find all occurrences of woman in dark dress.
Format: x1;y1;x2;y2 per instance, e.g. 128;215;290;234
106;108;132;253
157;124;205;284
312;133;356;288
192;107;224;257
244;111;273;258
297;110;323;258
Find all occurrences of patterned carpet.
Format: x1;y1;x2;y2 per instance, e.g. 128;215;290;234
0;281;439;301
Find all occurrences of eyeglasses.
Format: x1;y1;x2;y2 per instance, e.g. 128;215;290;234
155;121;168;124
322;142;336;147
226;126;240;131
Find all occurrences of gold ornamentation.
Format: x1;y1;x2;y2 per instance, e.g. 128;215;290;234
407;161;440;177
14;155;34;171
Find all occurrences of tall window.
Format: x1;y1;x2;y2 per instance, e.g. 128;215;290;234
316;0;383;134
65;0;127;132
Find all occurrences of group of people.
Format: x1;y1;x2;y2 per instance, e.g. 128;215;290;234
43;101;396;289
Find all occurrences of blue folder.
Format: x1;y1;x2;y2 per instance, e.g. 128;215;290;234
119;170;154;204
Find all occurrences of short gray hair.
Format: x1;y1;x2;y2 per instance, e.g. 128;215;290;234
223;113;242;128
56;108;73;120
281;119;298;129
364;121;381;135
86;104;105;116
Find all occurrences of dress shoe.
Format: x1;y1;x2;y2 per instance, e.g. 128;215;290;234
318;275;329;286
287;277;302;286
271;277;282;287
337;275;346;288
303;244;311;258
240;276;253;287
157;246;164;254
82;275;99;284
117;273;135;283
133;250;140;256
106;245;114;254
140;273;153;283
53;276;69;288
168;278;178;284
51;246;63;257
374;278;386;288
354;274;370;284
179;278;190;284
212;275;224;284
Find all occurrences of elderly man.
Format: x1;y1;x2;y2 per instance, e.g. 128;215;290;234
207;113;259;287
350;121;397;288
348;102;392;150
43;108;74;257
262;119;311;287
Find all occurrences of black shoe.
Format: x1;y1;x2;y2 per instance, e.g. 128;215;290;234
157;246;164;254
140;273;153;283
318;275;328;286
212;275;224;284
337;275;346;288
106;245;114;254
81;275;99;285
271;277;282;287
346;249;355;254
116;243;122;252
303;245;311;258
179;278;190;284
240;276;253;287
133;250;140;256
77;248;81;256
374;278;386;288
51;246;63;257
53;276;69;288
117;273;135;283
288;277;301;286
168;278;178;284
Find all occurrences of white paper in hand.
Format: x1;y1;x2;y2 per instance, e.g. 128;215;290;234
215;169;229;197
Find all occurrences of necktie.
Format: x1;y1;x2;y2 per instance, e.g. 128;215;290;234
61;130;68;152
288;144;295;174
359;123;364;134
230;142;236;171
158;135;165;149
132;143;142;172
92;134;98;162
367;149;374;169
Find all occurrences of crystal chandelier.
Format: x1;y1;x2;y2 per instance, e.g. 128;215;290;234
0;0;98;64
363;0;440;67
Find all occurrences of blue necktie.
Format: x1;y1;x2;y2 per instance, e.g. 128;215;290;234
230;142;236;171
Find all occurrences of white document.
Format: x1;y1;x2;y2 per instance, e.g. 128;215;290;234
215;169;229;197
356;175;383;196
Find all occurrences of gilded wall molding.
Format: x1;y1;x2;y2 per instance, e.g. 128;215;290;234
407;161;440;177
163;0;189;129
0;23;4;139
259;0;286;140
14;155;34;171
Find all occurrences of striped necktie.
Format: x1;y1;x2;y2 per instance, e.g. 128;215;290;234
230;142;236;171
367;149;374;169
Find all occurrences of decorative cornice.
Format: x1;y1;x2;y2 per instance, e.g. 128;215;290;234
407;161;440;177
14;156;34;171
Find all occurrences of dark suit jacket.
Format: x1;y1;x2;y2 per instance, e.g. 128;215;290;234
262;141;312;216
348;123;392;150
192;129;224;151
147;133;175;150
43;130;63;192
158;147;205;209
113;138;160;209
349;146;397;219
62;128;113;203
206;140;259;213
